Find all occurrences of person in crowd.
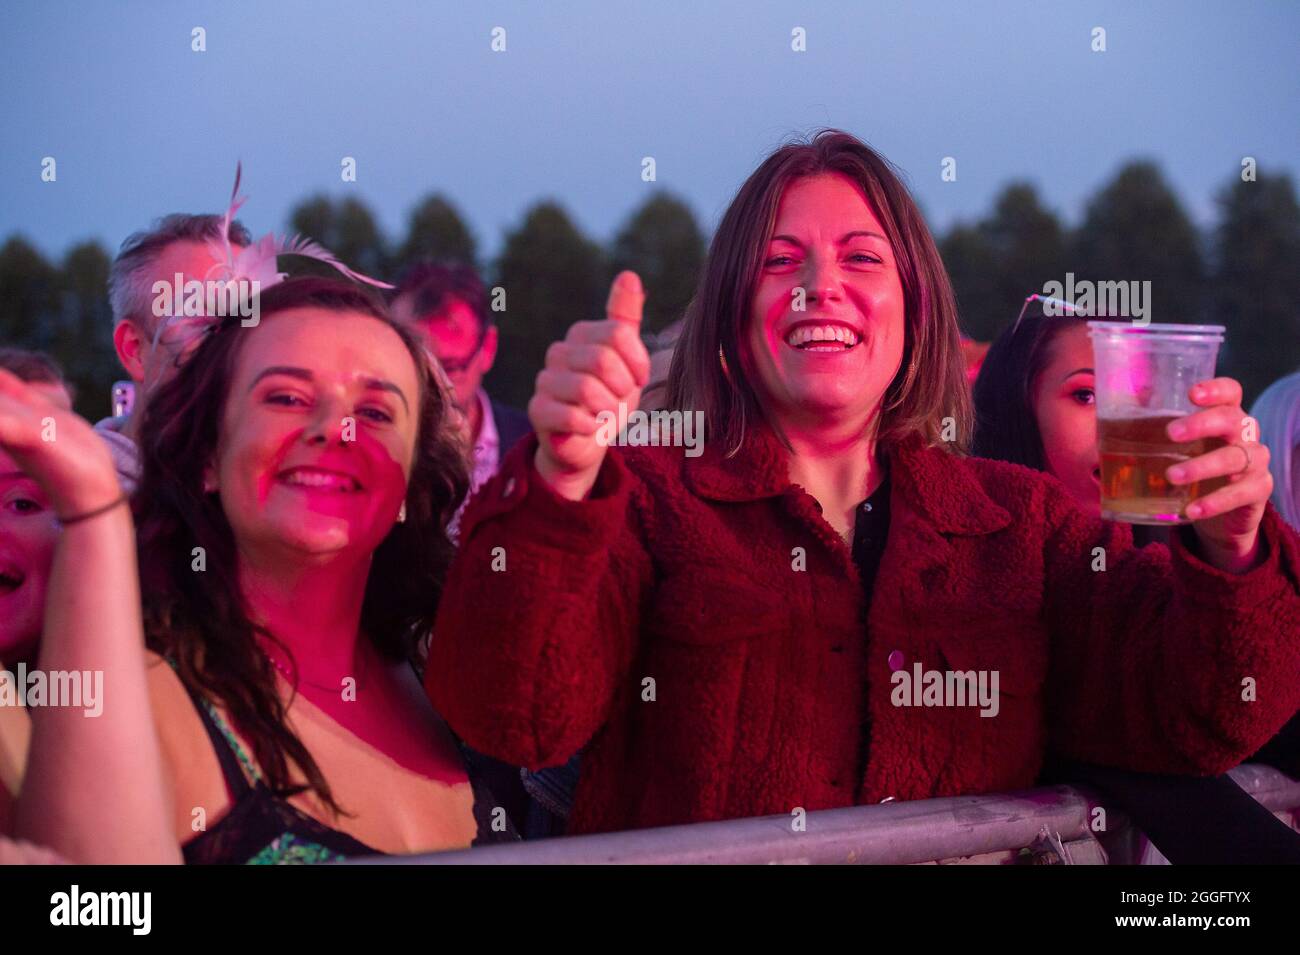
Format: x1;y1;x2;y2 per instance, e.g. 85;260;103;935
426;129;1300;836
972;302;1300;863
638;320;684;413
392;263;531;514
0;363;176;862
135;277;521;862
972;297;1173;547
0;350;75;833
101;214;253;491
0;353;74;667
1251;370;1300;533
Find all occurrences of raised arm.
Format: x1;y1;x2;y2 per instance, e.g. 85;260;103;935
427;441;651;768
0;370;179;863
1045;375;1300;774
1042;480;1300;776
426;272;654;768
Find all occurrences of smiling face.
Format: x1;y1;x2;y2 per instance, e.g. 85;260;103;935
746;173;907;434
0;451;60;664
1031;323;1101;515
212;307;421;566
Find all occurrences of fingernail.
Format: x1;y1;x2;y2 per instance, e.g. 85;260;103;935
1168;466;1186;483
1192;385;1206;400
1185;503;1202;519
1168;423;1187;440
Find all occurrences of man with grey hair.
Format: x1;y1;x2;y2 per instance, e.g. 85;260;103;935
97;214;250;491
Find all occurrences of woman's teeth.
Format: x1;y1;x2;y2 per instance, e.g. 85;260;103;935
279;470;361;492
786;325;859;350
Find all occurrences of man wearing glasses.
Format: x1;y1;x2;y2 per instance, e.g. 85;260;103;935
99;215;252;492
392;262;531;527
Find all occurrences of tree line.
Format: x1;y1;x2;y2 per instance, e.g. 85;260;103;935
2;161;1296;419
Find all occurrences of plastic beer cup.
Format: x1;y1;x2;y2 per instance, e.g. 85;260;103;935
1087;322;1227;524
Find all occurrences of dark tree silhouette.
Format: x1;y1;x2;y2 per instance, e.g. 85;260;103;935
394;194;477;276
1071;160;1205;324
608;192;706;334
54;241;117;418
485;202;605;408
942;183;1066;342
286;194;390;280
1211;172;1300;405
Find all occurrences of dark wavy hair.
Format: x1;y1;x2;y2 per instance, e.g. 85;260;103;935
134;276;469;815
665;129;971;455
972;305;1090;469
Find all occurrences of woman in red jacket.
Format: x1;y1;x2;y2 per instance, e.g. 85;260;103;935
427;129;1300;835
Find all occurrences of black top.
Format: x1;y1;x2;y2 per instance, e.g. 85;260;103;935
179;682;518;865
850;473;893;607
850;472;891;771
181;691;378;864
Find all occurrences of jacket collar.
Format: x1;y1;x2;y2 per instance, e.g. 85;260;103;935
684;419;1010;537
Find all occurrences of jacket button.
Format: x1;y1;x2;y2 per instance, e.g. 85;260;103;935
887;650;904;671
502;477;517;499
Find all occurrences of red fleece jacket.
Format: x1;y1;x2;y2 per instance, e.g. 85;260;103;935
426;426;1300;835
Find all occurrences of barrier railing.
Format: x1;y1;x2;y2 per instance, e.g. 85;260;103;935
359;764;1300;865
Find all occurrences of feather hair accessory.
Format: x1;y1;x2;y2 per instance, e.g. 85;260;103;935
204;161;394;291
150;162;395;352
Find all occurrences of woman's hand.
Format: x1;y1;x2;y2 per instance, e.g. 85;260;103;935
1165;376;1272;573
530;271;651;501
0;369;121;518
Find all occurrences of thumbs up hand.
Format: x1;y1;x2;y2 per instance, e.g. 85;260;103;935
530;271;650;501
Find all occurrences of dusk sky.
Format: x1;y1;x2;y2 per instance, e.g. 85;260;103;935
3;1;1297;261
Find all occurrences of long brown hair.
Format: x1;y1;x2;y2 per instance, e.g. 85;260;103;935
666;129;971;455
135;277;469;815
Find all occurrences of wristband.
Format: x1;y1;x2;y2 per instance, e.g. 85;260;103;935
57;494;129;526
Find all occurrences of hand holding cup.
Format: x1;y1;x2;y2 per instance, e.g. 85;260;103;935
1165;376;1271;571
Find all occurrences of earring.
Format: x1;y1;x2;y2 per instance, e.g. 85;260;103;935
397;501;407;524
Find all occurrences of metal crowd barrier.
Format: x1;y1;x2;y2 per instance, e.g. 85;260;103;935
355;764;1300;865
